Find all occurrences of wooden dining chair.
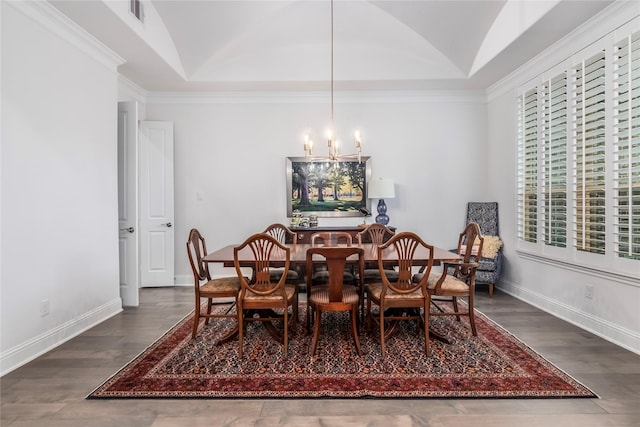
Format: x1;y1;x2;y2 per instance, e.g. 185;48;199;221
305;246;364;356
263;223;300;285
233;233;298;358
356;223;398;279
186;228;241;339
355;223;397;319
366;231;435;356
422;222;484;336
309;232;357;286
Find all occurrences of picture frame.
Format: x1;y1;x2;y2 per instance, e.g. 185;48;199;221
286;156;371;217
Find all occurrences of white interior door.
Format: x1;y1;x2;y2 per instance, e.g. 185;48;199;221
117;101;139;306
139;121;175;287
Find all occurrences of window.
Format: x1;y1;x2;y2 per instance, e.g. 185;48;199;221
613;32;640;260
542;73;568;247
572;52;606;255
517;27;640;271
517;88;538;243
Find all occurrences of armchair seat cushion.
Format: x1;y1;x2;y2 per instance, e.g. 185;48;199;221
478;257;498;271
367;282;424;300
475;270;496;284
426;273;469;293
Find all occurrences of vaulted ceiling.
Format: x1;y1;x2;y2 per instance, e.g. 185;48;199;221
50;0;614;92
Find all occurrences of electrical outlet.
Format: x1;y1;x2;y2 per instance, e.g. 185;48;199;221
585;284;594;300
40;299;50;316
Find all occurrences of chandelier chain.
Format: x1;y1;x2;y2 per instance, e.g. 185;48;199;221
331;0;334;131
302;0;362;163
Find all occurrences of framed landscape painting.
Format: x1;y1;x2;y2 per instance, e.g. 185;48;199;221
286;156;371;217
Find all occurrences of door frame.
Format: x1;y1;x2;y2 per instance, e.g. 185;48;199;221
117;101;139;306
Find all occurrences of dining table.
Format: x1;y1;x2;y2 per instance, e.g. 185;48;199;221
203;242;461;268
203;241;462;346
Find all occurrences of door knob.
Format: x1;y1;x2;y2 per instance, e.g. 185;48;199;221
120;227;135;233
163;222;173;228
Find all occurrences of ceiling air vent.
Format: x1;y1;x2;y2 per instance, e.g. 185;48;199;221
130;0;144;22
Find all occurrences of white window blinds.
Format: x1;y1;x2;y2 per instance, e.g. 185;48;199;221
518;88;538;243
572;51;606;255
542;73;568;247
613;31;640;260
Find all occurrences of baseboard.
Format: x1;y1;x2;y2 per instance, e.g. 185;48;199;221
174;274;192;286
498;281;640;356
0;298;123;376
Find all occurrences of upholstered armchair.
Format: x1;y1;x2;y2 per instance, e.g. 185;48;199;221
465;202;503;297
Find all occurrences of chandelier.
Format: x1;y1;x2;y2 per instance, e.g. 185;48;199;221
303;0;362;163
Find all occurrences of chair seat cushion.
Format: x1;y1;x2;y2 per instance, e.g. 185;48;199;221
244;284;297;301
367;282;424;300
308;285;359;305
269;268;299;281
426;273;469;293
312;270;355;284
362;268;399;282
201;277;241;294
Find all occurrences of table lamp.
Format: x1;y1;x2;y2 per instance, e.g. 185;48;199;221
368;178;395;225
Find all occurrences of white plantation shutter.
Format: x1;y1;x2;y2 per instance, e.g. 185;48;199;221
613;31;640;260
572;51;606;255
518;88;538;243
541;73;568;247
516;22;639;274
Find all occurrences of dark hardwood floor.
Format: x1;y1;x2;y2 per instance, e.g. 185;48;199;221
2;286;639;426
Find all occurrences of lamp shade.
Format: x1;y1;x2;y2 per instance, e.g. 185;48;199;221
368;178;395;199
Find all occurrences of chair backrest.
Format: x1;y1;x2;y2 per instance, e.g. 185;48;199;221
378;232;434;294
466;202;499;236
306;246;364;302
311;232;352;246
186;228;211;284
264;223;297;245
233;233;290;296
457;222;484;263
356;223;395;245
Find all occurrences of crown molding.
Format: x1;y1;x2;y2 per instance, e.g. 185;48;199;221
118;75;148;104
144;90;487;105
7;0;124;70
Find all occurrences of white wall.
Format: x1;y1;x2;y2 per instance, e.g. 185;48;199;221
144;93;488;283
0;2;123;374
486;2;640;354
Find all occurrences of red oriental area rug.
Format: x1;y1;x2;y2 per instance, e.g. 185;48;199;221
88;303;596;399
